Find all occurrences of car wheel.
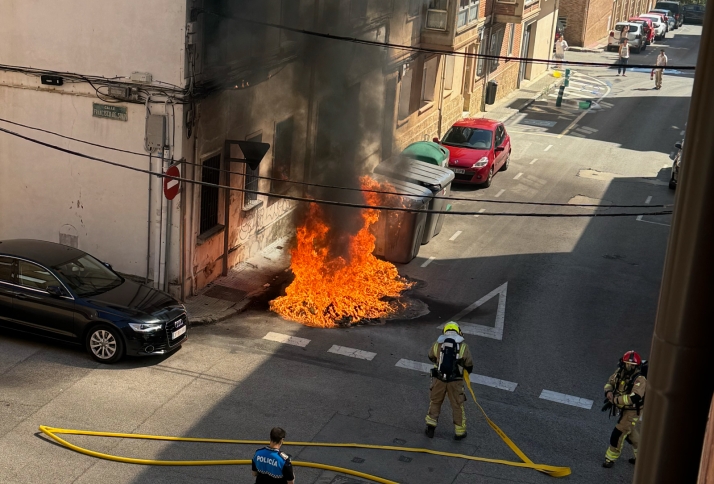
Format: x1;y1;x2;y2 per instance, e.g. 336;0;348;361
669;179;677;190
484;167;494;188
86;324;124;364
500;152;510;172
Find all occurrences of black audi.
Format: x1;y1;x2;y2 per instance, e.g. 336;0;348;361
0;239;188;363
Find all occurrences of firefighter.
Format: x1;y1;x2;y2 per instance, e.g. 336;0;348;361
425;322;474;440
602;350;647;468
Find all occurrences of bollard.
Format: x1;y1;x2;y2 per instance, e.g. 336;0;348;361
555;85;565;107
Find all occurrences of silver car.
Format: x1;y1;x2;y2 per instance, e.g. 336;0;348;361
607;23;646;53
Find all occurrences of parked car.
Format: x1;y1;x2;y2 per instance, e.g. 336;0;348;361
670;140;683;189
639;14;667;40
0;239;188;363
436;119;511;187
607;23;646;53
629;17;655;44
655;1;684;27
649;10;674;31
683;4;705;24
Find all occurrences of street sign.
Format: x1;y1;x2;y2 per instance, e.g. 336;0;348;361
92;103;128;121
228;140;271;170
163;165;180;200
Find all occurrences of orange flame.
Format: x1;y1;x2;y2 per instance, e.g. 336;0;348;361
270;176;412;327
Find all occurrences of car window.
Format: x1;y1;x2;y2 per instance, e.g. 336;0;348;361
17;260;61;291
53;254;123;297
0;257;14;284
495;126;505;146
442;127;493;149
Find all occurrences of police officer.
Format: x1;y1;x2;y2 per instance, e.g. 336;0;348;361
602;351;647;468
425;322;474;440
252;427;295;483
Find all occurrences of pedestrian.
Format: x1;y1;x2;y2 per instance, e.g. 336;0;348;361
425;322;474;440
617;38;630;76
252;427;295;484
554;37;568;69
652;49;668;89
602;351;647;468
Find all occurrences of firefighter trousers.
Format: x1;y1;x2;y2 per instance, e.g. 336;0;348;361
425;378;467;436
605;409;640;461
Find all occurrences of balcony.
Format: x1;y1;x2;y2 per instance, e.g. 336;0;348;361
494;0;541;24
422;0;482;49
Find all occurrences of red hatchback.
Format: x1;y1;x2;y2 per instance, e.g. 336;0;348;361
436;118;511;187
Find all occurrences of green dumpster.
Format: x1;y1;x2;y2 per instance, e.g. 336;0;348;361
400;141;450;167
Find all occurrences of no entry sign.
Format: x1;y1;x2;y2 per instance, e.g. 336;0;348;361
163;165;180;200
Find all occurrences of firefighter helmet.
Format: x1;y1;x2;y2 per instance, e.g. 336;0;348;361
622;350;642;366
443;322;462;335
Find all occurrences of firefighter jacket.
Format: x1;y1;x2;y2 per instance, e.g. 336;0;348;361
428;332;474;380
604;369;647;411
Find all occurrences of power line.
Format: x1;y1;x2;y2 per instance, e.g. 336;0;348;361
201;10;698;71
0;117;673;210
0;125;673;218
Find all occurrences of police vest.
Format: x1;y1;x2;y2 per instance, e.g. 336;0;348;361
253;447;290;479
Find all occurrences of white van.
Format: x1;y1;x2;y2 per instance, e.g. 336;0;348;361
607;22;646;53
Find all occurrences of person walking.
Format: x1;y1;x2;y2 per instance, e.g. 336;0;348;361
652;49;668;89
252;427;295;483
425;322;474;440
602;351;647;468
554;37;568;69
617;38;630;76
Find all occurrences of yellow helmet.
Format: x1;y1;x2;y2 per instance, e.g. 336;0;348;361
443;322;462;335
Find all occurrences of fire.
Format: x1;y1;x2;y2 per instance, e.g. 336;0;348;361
270;176;412;327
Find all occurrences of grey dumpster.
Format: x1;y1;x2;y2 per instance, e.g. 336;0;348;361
374;158;455;244
370;175;431;264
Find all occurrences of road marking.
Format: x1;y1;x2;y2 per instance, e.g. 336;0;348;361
544;145;553;151
438;282;507;340
530;158;538;165
539;390;594;410
421;256;436;268
636;215;643;221
495;189;506;198
395;359;517;391
637;218;671;227
263;332;311;348
474;208;486;217
449;231;463;241
328;345;376;361
513;172;523;180
645;196;652;204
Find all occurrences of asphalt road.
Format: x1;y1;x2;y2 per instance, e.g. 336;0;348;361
0;26;701;484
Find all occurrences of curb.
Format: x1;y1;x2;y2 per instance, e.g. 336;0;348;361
499;77;561;124
188;299;250;326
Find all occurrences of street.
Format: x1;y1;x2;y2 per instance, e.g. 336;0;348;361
0;26;700;484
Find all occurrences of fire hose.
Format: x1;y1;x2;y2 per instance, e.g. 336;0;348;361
39;372;570;482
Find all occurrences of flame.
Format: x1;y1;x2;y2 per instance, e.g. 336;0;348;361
270;176;412;327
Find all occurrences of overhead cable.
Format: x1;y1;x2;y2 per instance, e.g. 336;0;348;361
0;125;673;219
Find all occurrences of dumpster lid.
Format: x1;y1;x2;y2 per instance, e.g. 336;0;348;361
401;141;450;167
370;174;432;207
374;157;455;190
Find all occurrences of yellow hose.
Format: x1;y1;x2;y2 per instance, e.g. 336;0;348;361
38;372;570;482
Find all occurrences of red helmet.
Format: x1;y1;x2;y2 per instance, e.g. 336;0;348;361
622;350;642;366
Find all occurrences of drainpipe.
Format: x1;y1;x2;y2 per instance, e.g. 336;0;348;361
437;53;448;138
146;153;152;283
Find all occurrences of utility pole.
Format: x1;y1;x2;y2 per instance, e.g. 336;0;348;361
634;4;714;482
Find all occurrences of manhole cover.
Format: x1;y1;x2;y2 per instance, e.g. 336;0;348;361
203;285;248;302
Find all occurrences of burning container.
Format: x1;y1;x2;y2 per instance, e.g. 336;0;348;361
370;174;431;264
374;158;455;244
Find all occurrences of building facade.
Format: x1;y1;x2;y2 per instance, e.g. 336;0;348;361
559;0;654;47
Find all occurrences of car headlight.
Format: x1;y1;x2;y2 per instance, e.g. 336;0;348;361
472;157;489;168
129;323;163;333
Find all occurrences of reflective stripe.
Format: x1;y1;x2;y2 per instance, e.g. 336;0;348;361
425;415;438;426
459;344;466;358
622;395;630;405
454;406;467;435
606;448;621;460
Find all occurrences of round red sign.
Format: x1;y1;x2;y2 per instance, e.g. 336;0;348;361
163;165;181;200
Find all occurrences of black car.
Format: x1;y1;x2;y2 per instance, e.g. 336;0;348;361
683;4;705;24
0;240;188;363
655;1;684;28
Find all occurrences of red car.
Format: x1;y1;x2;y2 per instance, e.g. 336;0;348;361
629;17;654;44
436;118;511;187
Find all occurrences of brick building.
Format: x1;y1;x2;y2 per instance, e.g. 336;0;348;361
559;0;655;47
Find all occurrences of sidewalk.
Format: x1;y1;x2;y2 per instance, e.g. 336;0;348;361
476;69;562;123
184;237;292;325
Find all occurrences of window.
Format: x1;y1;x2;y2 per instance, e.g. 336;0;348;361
495;125;505;146
398;65;413;120
442;126;493;149
271;117;295;195
444;55;455;91
199;154;221;235
244;133;261;207
426;0;448;30
53;255;123;297
350;0;368;19
421;56;438;104
0;257;14;283
17;261;61;291
507;24;515;55
458;0;479;28
488;28;505;73
476;36;488;77
280;0;300;45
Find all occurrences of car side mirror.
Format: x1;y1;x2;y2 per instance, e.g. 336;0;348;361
433;137;440;143
47;286;64;298
103;262;113;271
675;142;683;150
495;146;505;152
